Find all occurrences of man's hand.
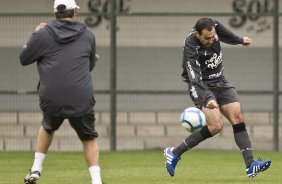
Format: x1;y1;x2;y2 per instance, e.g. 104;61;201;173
242;37;252;46
206;99;218;109
35;22;47;32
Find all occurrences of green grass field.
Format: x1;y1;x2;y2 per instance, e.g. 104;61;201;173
0;150;280;184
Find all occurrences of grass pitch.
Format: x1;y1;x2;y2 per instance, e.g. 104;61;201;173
0;150;280;184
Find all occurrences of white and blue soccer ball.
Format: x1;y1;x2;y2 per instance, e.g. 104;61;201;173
180;107;207;132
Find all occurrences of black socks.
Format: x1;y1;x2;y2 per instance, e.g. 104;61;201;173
172;126;212;156
172;122;254;168
233;123;254;168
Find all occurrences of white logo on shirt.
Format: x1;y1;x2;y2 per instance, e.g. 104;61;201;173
187;61;195;79
205;52;222;69
190;86;198;98
208;68;224;79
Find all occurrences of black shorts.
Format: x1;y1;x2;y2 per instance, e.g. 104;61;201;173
206;80;240;106
42;112;98;141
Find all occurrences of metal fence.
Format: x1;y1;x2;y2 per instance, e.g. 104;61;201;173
0;0;281;151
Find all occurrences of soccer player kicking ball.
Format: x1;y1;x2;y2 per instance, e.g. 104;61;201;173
164;17;271;178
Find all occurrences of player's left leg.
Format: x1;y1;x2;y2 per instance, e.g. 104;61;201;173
220;102;254;167
220;102;271;177
82;139;103;184
69;113;103;184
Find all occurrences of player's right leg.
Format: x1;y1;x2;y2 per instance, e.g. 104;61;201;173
164;107;222;177
24;113;63;184
24;127;53;184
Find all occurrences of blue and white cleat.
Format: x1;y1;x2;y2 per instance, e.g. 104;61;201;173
246;158;271;177
164;147;181;177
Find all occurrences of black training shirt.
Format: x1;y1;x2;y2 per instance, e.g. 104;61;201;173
181;19;243;106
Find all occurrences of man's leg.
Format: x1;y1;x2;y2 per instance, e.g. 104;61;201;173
220;102;271;177
36;126;54;153
173;107;222;156
69;113;103;184
164;107;223;177
82;139;102;184
32;126;54;171
24;126;54;184
220;102;254;167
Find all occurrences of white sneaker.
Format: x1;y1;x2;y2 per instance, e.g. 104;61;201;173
24;170;41;184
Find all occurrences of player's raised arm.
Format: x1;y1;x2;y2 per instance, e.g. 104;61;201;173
19;25;49;66
213;19;244;45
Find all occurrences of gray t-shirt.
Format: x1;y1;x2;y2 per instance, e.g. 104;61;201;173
20;19;96;116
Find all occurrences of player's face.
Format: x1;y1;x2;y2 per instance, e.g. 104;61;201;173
196;27;216;47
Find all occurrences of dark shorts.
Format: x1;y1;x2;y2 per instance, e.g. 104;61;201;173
42;112;98;141
206;81;240;106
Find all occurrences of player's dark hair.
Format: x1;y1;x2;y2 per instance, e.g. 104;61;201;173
55;4;75;19
195;18;215;35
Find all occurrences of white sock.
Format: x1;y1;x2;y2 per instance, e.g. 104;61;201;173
89;166;102;184
31;152;46;173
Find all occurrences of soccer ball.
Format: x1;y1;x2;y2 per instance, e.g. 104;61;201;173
180;107;207;132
